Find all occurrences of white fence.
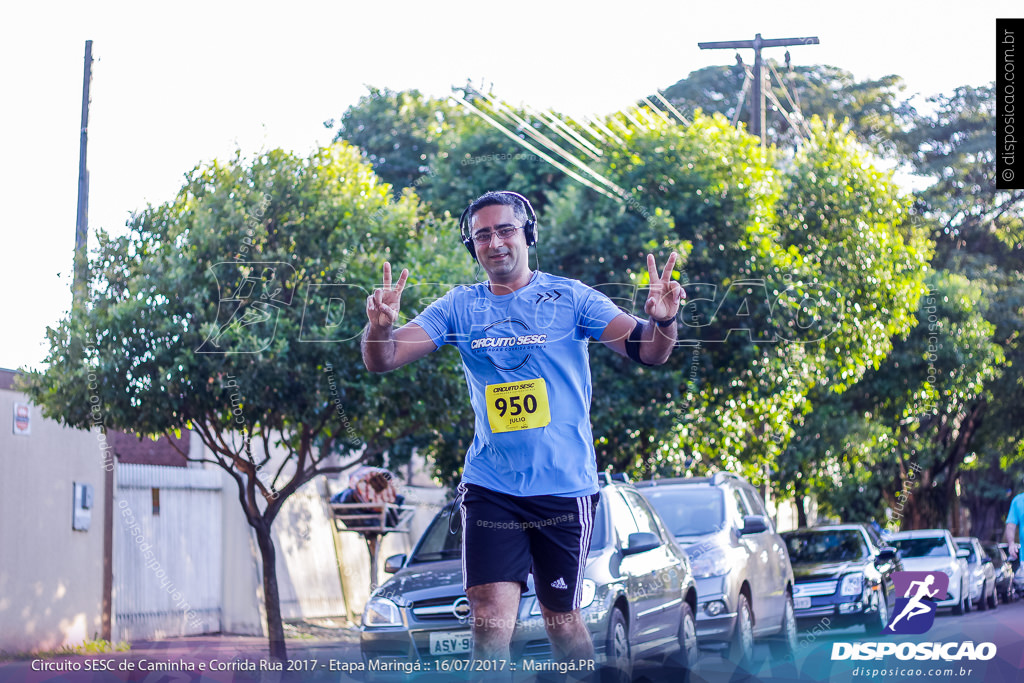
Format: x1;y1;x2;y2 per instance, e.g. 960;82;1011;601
273;482;348;619
114;464;223;641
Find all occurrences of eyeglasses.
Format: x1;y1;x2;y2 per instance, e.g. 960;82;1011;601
470;225;523;245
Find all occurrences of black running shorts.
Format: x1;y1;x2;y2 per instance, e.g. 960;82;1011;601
458;482;599;613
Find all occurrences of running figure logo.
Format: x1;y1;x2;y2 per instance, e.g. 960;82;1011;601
197;262;296;354
883;571;949;635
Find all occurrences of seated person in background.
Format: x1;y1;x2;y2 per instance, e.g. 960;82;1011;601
331;466;405;530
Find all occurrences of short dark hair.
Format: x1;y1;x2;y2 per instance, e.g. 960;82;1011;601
465;191;529;232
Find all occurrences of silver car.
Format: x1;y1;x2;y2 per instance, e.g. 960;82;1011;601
360;477;699;681
955;536;998;609
636;473;797;665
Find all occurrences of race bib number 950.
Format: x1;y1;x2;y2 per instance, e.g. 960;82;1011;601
485;379;551;433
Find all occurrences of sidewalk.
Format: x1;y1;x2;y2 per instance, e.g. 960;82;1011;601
0;626;362;683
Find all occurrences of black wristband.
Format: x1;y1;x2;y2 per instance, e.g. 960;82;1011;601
654;316;676;328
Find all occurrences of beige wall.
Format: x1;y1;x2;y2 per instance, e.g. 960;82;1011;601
0;386;108;653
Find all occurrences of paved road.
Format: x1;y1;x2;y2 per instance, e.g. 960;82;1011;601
3;600;1022;683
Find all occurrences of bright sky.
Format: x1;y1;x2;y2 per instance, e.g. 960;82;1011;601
0;0;1012;370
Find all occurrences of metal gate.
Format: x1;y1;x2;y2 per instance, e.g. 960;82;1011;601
114;463;223;640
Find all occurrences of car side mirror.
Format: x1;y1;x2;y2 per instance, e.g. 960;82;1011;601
740;515;768;535
876;547;898;563
384;553;407;573
956;549;970;560
623;532;661;556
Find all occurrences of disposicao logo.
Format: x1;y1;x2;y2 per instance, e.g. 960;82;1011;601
831;570;997;663
884;571;948;635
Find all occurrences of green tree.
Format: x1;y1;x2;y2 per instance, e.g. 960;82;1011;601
801;271;1004;530
896;84;1024;536
23;143;474;659
333;86;578;216
541;113;928;486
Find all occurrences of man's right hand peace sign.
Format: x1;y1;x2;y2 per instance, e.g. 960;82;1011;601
366;262;408;329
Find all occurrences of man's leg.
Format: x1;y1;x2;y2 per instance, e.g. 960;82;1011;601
466;581;522;660
538;604;594;660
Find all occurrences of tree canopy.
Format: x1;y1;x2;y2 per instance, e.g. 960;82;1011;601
24;142;476;658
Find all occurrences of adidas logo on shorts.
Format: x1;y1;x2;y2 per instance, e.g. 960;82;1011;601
550;577;568;590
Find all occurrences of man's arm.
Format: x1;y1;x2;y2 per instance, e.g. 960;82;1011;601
600;253;683;365
361;262;438;373
1006;521;1019;561
362;322;437;373
600;313;677;365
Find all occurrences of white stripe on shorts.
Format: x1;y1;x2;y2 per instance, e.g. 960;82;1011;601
458;482;468;590
573;495;594;609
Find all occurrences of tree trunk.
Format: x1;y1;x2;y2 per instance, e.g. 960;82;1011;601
796;484;808;528
255;526;287;661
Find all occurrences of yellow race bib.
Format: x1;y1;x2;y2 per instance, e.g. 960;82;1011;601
485;379;551;433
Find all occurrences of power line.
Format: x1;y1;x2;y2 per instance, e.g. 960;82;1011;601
698;33;819;147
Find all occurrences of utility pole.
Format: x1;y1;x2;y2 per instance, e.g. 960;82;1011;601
73;39;112;643
73;40;93;311
698;33;819;147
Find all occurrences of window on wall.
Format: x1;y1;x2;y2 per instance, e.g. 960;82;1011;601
152;487;160;516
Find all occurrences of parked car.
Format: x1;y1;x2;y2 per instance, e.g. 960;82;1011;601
887;529;971;613
781;524;901;634
982;542;1016;603
636;472;797;665
955;537;998;610
360;477;699;681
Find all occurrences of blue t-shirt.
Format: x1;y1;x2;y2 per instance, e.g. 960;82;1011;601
411;271;624;497
1009;492;1024;529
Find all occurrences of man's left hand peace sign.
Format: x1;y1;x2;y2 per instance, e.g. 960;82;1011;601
644;252;684;324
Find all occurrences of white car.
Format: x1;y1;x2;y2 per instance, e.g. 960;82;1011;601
888;529;971;614
955;536;998;610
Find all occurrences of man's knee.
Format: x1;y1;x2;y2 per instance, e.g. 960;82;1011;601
467;582;521;634
541;608;587;636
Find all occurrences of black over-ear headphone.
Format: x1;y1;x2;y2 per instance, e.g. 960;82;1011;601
458;191;537;260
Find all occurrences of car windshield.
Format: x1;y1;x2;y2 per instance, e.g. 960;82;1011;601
983;545;1004;566
891;536;950;558
410;500;608;563
642;487;725;536
784;530;868;563
956;541;977;562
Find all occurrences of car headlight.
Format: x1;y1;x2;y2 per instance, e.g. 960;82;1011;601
840;573;864;596
579;579;597;609
939;566;955;577
690;548;731;578
363;596;403;627
530;579;597;615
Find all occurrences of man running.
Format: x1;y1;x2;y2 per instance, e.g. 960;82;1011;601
1005;480;1024;571
361;191;683;669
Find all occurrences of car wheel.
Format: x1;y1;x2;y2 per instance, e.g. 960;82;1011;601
865;587;889;635
665;602;699;681
601;608;631;683
988;580;999;609
727;593;755;667
769;592;797;660
962;579;972;613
